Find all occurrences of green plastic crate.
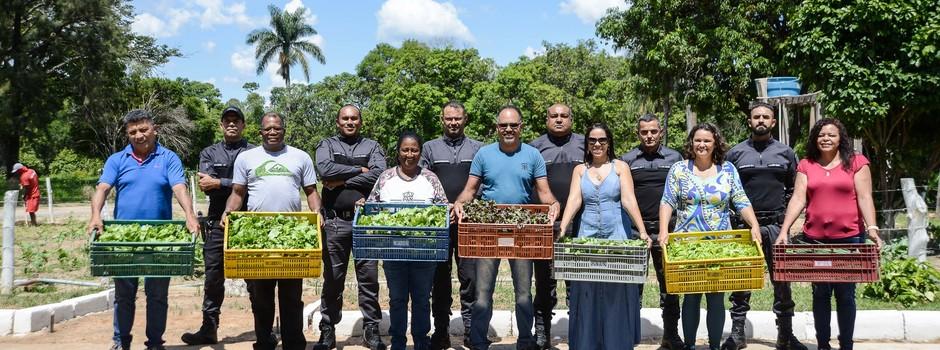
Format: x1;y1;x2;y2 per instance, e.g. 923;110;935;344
90;220;196;277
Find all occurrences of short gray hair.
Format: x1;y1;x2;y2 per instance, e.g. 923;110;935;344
123;109;154;126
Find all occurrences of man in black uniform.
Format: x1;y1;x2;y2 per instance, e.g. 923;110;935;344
420;100;483;349
722;102;805;350
528;103;583;349
620;113;683;350
182;106;254;345
314;104;387;350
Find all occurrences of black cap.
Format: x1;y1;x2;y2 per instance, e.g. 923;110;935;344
221;106;245;121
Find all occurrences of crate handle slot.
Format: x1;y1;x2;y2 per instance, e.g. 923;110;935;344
497;237;515;247
813;260;833;267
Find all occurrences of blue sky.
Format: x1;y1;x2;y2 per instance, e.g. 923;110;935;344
130;0;628;102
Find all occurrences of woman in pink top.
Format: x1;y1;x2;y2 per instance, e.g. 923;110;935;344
775;118;883;350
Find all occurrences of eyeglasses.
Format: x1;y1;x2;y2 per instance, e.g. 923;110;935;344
587;137;609;145
496;123;521;130
638;129;660;136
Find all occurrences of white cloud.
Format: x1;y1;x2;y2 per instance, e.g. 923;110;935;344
377;0;474;43
203;77;217;85
231;47;256;76
131;9;196;38
196;0;257;29
131;13;165;37
204;41;217;52
223;76;241;83
284;0;319;26
524;46;546;59
559;0;629;24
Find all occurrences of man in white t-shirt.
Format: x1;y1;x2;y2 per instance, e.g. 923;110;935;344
224;112;321;350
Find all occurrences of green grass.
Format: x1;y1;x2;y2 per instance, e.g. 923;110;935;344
0;284;104;308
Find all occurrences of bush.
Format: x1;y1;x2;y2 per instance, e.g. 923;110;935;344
46;175;100;203
861;239;940;306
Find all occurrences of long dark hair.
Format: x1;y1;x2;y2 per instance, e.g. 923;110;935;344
394;130;423;166
806;118;854;170
583;122;616;164
682;123;729;165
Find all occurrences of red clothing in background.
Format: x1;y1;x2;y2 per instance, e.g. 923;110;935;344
798;154;869;240
19;166;40;213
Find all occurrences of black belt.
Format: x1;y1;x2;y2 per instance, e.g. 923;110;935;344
324;209;355;221
754;212;783;226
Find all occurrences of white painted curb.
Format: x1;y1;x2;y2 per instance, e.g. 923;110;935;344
303;308;940;342
0;288;113;336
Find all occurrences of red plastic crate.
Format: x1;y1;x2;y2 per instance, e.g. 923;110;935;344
772;243;880;283
457;204;553;259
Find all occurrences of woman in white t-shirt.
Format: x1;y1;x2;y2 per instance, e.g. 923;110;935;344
365;131;447;350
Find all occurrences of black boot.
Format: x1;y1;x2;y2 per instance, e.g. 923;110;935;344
312;323;336;350
181;314;219;345
660;314;684;350
363;323;387;350
775;318;808;350
534;311;552;349
430;317;451;350
720;319;747;350
463;324;472;348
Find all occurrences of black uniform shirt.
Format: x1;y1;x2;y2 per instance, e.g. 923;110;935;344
726;137;797;213
419;134;483;203
198;139;255;220
529;133;584;214
315;135;387;212
621;145;683;221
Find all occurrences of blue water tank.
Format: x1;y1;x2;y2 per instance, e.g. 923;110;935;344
766;77;801;97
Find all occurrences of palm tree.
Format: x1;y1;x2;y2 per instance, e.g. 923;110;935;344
246;4;325;106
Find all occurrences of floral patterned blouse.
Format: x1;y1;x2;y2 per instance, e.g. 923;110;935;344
660;160;751;232
367;166;448;204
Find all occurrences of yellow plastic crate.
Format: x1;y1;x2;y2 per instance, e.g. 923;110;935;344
223;211;323;279
663;229;766;294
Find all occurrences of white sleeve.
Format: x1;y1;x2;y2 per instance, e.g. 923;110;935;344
232;152;248;185
301;151;318;186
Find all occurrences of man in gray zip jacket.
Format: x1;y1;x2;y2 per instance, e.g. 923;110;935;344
314;104;387;350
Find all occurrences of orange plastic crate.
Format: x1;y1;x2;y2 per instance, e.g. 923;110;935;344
457;204;553;259
772;243;879;283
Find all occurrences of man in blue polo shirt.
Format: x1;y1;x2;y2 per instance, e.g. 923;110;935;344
88;109;199;350
453;105;559;350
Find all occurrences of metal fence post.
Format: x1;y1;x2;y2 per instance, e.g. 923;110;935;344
2;190;18;295
46;177;54;224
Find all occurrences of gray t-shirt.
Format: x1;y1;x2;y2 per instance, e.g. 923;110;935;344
232;145;318;212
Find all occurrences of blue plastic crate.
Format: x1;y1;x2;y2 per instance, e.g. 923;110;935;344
352;202;450;262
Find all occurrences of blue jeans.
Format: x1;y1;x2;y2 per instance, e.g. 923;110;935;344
384;261;437;350
810;235;863;350
471;258;534;350
682;292;726;349
112;277;170;347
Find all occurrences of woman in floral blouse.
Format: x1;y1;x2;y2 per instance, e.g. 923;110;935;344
364;131;447;350
658;123;763;350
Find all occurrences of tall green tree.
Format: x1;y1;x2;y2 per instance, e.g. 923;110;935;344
596;0;798;142
0;0;177;175
246;4;325;90
785;0;940;214
354;41;495;151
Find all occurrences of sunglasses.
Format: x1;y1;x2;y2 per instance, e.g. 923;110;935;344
588;137;609;145
496;122;521;130
639;129;660;136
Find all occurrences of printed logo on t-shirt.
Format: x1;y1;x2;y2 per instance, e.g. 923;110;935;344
520;162;529;171
255;160;292;177
402;191;415;201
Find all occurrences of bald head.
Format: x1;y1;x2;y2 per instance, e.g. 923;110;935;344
546;103;572;137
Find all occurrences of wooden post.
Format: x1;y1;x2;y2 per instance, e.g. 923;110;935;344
45;177;54;224
901;178;928;261
190;174;196;207
2;190;17;295
935;170;940;216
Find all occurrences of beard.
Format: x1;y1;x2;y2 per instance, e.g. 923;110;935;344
752;126;771;136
